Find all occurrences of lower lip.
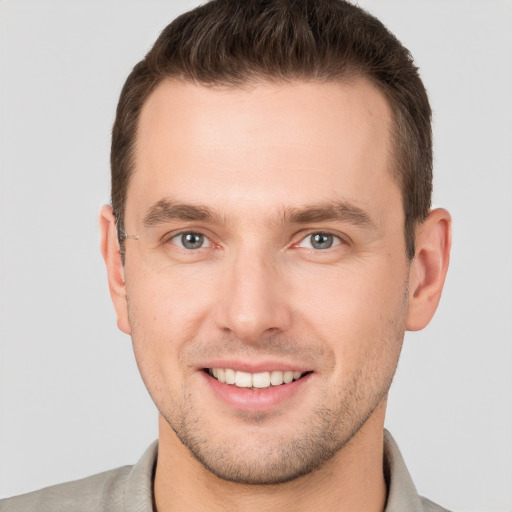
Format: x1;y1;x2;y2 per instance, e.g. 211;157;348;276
201;371;312;412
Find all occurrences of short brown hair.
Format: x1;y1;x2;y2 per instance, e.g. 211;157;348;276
111;0;432;260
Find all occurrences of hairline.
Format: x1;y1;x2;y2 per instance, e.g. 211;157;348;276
118;73;417;261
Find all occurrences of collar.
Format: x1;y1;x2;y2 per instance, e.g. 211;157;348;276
123;430;434;512
383;430;428;511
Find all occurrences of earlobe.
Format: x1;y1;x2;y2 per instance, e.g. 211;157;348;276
406;208;452;331
99;205;131;335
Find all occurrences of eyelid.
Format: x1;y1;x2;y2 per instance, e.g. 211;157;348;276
162;229;220;250
292;230;350;249
157;227;349;251
171;232;209;249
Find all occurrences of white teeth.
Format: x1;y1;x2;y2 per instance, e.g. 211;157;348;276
235;371;252;388
283;371;294;384
225;368;236;384
270;370;284;386
209;368;305;388
252;372;271;388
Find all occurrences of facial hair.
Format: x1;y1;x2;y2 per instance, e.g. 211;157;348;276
130;291;408;486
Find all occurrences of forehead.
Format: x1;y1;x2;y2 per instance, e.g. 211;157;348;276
128;78;398;225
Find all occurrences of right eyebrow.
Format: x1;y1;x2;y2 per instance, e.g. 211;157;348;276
142;199;223;227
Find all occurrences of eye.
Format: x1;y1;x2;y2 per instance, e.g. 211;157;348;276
297;232;342;250
170;232;210;250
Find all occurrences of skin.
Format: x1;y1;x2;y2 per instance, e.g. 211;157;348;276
100;78;451;512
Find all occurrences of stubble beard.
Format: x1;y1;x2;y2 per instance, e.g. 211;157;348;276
130;288;408;486
157;331;405;485
164;379;392;485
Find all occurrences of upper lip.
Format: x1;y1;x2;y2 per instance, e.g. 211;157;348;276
199;360;312;374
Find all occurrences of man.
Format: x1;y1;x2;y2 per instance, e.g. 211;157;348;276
1;0;452;510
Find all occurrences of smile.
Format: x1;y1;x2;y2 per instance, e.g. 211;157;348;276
207;368;306;389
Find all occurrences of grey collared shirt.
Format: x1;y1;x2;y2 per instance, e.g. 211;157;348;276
0;431;450;511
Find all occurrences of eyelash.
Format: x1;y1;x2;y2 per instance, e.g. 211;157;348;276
294;232;344;250
164;230;347;252
163;232;216;253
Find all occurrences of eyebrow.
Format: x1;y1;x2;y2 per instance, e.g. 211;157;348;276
142;198;376;230
282;202;375;228
143;199;223;226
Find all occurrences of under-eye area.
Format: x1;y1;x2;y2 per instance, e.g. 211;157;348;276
205;368;313;389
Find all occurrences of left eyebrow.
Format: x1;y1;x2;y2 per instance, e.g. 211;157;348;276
282;201;376;229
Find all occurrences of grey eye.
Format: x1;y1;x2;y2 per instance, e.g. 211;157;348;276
298;232;341;250
311;233;334;249
171;232;208;249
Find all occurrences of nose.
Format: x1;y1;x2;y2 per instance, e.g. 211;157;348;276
215;247;292;343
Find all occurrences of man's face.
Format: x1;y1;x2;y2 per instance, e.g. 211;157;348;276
120;78;411;484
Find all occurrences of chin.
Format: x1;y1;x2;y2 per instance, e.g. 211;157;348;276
163;402;371;485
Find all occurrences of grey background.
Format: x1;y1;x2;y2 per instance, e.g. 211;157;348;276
1;1;511;510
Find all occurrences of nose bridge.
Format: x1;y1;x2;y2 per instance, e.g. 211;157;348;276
218;242;290;342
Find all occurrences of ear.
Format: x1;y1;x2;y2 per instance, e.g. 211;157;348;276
406;208;452;331
99;205;131;335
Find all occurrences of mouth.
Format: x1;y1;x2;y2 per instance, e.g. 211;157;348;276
205;368;311;389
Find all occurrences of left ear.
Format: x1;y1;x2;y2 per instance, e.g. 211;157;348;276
406;208;452;331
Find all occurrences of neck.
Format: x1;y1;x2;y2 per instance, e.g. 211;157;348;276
154;401;388;512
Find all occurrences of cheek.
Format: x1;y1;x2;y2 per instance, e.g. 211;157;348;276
124;266;217;386
292;258;408;365
126;262;214;331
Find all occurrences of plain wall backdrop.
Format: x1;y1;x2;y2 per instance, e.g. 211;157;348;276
1;1;511;510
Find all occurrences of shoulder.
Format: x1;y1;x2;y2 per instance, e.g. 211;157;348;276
419;496;452;512
0;465;132;512
0;440;158;512
383;430;452;512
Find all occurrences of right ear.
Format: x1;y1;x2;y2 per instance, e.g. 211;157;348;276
99;205;131;335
